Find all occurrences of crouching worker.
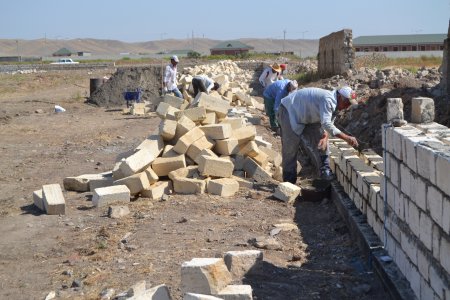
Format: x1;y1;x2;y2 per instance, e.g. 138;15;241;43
278;86;359;183
192;75;220;97
262;79;298;132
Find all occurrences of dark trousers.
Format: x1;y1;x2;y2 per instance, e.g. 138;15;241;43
192;78;207;97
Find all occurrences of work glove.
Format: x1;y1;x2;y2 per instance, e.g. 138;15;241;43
163;87;168;93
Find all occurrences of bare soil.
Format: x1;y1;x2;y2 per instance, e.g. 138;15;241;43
0;68;390;300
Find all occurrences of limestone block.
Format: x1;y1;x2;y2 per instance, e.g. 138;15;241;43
163;93;185;109
135;135;164;156
114;172;150;195
144;166;159;184
259;146;282;167
63;173;103;192
137;284;172;300
181;258;232;295
175;107;207;123
386;98;404;122
243;157;273;183
195;92;231;118
219;117;246;130
194;149;218;165
231;175;254;189
273;182;301;203
198;156;234;178
200;123;232;140
207;178;239;197
162;145;179;157
411;97;435;124
214;138;239;155
152;155;186;176
42;184;66;215
254;136;272;149
118;149;155;177
89;172;114;191
231;126;256;145
169;166;206;194
33;189;44;211
223;250;263;279
184;293;223;300
108;205;130;219
187;136;215;161
252;151;269;168
213;74;229;85
238;141;260;157
436;151;450;197
173;127;205;154
141;181;172;200
92;185;130;207
175;115;197;140
216;285;253;300
159;119;177;141
232;154;245;171
156;102;174;119
115;148;136;162
235;91;253;106
201;112;217;125
113;161;127;180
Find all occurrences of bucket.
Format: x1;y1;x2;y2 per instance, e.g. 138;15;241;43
90;78;105;96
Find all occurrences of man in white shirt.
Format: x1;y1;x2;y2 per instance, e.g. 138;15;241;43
192;75;220;97
163;55;183;99
259;63;281;88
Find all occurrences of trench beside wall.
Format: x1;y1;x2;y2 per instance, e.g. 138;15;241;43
318;29;354;78
329;120;450;298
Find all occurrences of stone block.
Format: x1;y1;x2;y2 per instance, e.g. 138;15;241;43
108;205;130;219
114;172;150;195
407;201;420;238
169;166;206;194
252;151;269;168
159;119;177;141
113;161;127;180
156;102;178;119
207;178;239;197
141;181;172;200
254;136;272;149
89;172;114;191
173;127;205;154
436;151;450;197
273;182;301;203
216;285;253;300
440;235;450;275
184;293;223;300
194;149;218;165
92;185;130;207
175;115;197;140
238;141;260;157
176;107;207;123
137;284;172;300
33;189;44;211
411;97;435;123
220;117;245;130
198;156;234;178
162;145;178;157
444;196;450;235
119;149;156;178
152;155;186;176
231;126;256;145
419;212;433;251
243;157;273;183
386;98;404;123
214;138;239;155
187;136;215;162
403;136;440;173
163;93;185;109
42;184;66;215
63;176;90;192
231;175;254;189
427;185;443;228
201;112;217;125
259;146;282;167
181;258;232;295
144;166;159;184
223;250;263;279
411;174;427;210
136;134;164;154
232;154;245;171
416;142;438;184
195;92;231;118
200;123;232;140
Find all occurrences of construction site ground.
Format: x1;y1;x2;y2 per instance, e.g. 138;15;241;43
0;68;390;300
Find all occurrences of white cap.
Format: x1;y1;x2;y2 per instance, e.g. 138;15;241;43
170;55;179;62
338;86;357;105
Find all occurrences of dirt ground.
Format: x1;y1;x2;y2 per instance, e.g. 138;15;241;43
0;68;390;300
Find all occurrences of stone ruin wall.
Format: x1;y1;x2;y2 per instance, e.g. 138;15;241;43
318;29;354;78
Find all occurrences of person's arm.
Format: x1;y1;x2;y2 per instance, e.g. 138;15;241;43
318;130;329;150
259;69;268;86
205;77;214;93
274;88;287;114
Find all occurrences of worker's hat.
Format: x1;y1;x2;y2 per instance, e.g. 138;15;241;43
338;86;358;105
280;64;287;70
171;55;179;62
270;63;282;73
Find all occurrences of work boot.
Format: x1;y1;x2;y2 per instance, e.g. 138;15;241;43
319;155;335;181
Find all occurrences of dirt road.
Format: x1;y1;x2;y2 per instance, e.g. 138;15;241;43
0;68;389;299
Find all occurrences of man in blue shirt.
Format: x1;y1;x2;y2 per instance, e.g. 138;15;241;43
262;79;298;131
279;86;359;183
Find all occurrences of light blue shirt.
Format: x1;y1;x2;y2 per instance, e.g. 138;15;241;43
262;79;290;113
280;87;341;136
194;75;214;92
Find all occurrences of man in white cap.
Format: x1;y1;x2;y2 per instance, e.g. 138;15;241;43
262;79;298;132
278;86;358;183
163;55;183;99
259;63;282;88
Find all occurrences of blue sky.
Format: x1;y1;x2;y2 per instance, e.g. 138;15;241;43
1;0;449;42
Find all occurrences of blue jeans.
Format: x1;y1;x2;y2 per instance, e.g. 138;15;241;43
263;96;278;129
169;87;183;99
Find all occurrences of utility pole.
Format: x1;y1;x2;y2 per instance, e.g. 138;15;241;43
16;40;20;62
192;30;195;52
283;30;286;53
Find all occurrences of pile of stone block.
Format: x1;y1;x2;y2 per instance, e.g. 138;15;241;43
33;183;66;215
59;90;283;208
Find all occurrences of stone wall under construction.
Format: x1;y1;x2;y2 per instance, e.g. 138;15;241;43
318;29;354;78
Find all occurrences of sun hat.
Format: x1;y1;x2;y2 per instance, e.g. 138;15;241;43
270;63;282;73
170;55;179;62
338;86;357;105
280;64;287;70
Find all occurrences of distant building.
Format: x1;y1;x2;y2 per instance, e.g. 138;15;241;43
53;47;73;57
210;41;254;55
77;51;91;56
353;34;446;53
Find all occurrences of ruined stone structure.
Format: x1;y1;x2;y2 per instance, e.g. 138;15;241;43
444;20;450;96
318;29;354;78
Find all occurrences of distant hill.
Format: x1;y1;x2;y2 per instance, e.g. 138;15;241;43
0;38;319;58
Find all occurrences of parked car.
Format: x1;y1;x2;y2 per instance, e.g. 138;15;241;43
50;58;79;64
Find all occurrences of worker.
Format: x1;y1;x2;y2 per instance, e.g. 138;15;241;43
259;63;282;88
262;79;298;131
191;75;220;97
278;86;359;183
163;55;183;99
278;64;287;79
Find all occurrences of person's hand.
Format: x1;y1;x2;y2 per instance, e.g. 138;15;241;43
318;131;328;151
346;136;359;147
163;87;168;93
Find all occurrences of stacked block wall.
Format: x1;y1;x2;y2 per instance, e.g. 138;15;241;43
318;29;354;78
329;122;450;299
